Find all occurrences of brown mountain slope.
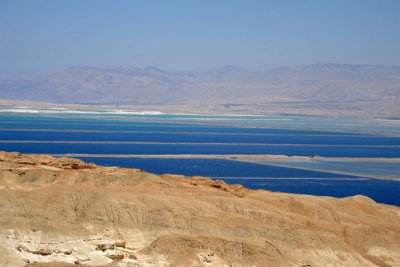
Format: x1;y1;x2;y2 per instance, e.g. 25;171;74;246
1;64;400;117
0;151;399;266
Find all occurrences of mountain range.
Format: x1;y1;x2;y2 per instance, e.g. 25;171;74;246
1;64;399;117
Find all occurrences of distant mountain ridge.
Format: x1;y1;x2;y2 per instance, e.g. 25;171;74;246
0;63;399;117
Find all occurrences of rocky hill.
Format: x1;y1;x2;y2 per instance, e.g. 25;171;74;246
1;64;400;117
0;151;400;266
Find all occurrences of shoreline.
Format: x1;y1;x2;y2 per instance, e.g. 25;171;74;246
48;153;400;162
2;99;400;120
47;153;400;181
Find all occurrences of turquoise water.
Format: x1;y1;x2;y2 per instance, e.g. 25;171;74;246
1;111;400;134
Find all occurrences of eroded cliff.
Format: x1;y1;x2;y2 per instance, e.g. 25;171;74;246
0;151;399;266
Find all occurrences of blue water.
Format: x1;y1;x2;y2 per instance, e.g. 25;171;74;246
1;142;399;157
1;113;400;206
229;178;400;206
1;130;400;145
78;157;361;178
76;157;400;206
0;120;363;136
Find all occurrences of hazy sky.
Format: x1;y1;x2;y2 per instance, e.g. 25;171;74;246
1;0;399;72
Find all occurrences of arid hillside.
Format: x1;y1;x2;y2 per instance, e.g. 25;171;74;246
1;64;400;117
0;151;400;266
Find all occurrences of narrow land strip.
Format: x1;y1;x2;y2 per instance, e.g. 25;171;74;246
47;153;400;162
210;177;369;180
241;160;400;181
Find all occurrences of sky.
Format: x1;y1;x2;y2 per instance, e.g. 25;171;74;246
0;0;399;72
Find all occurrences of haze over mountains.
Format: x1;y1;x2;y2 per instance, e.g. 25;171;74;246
1;64;399;117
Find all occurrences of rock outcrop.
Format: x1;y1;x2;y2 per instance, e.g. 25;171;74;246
0;151;399;266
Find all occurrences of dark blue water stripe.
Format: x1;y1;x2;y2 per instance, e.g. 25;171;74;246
1;143;399;157
75;157;362;179
0;130;398;145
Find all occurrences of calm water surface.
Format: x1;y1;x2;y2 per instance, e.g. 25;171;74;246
0;112;399;206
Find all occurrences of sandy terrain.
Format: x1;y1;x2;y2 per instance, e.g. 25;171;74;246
0;151;400;266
